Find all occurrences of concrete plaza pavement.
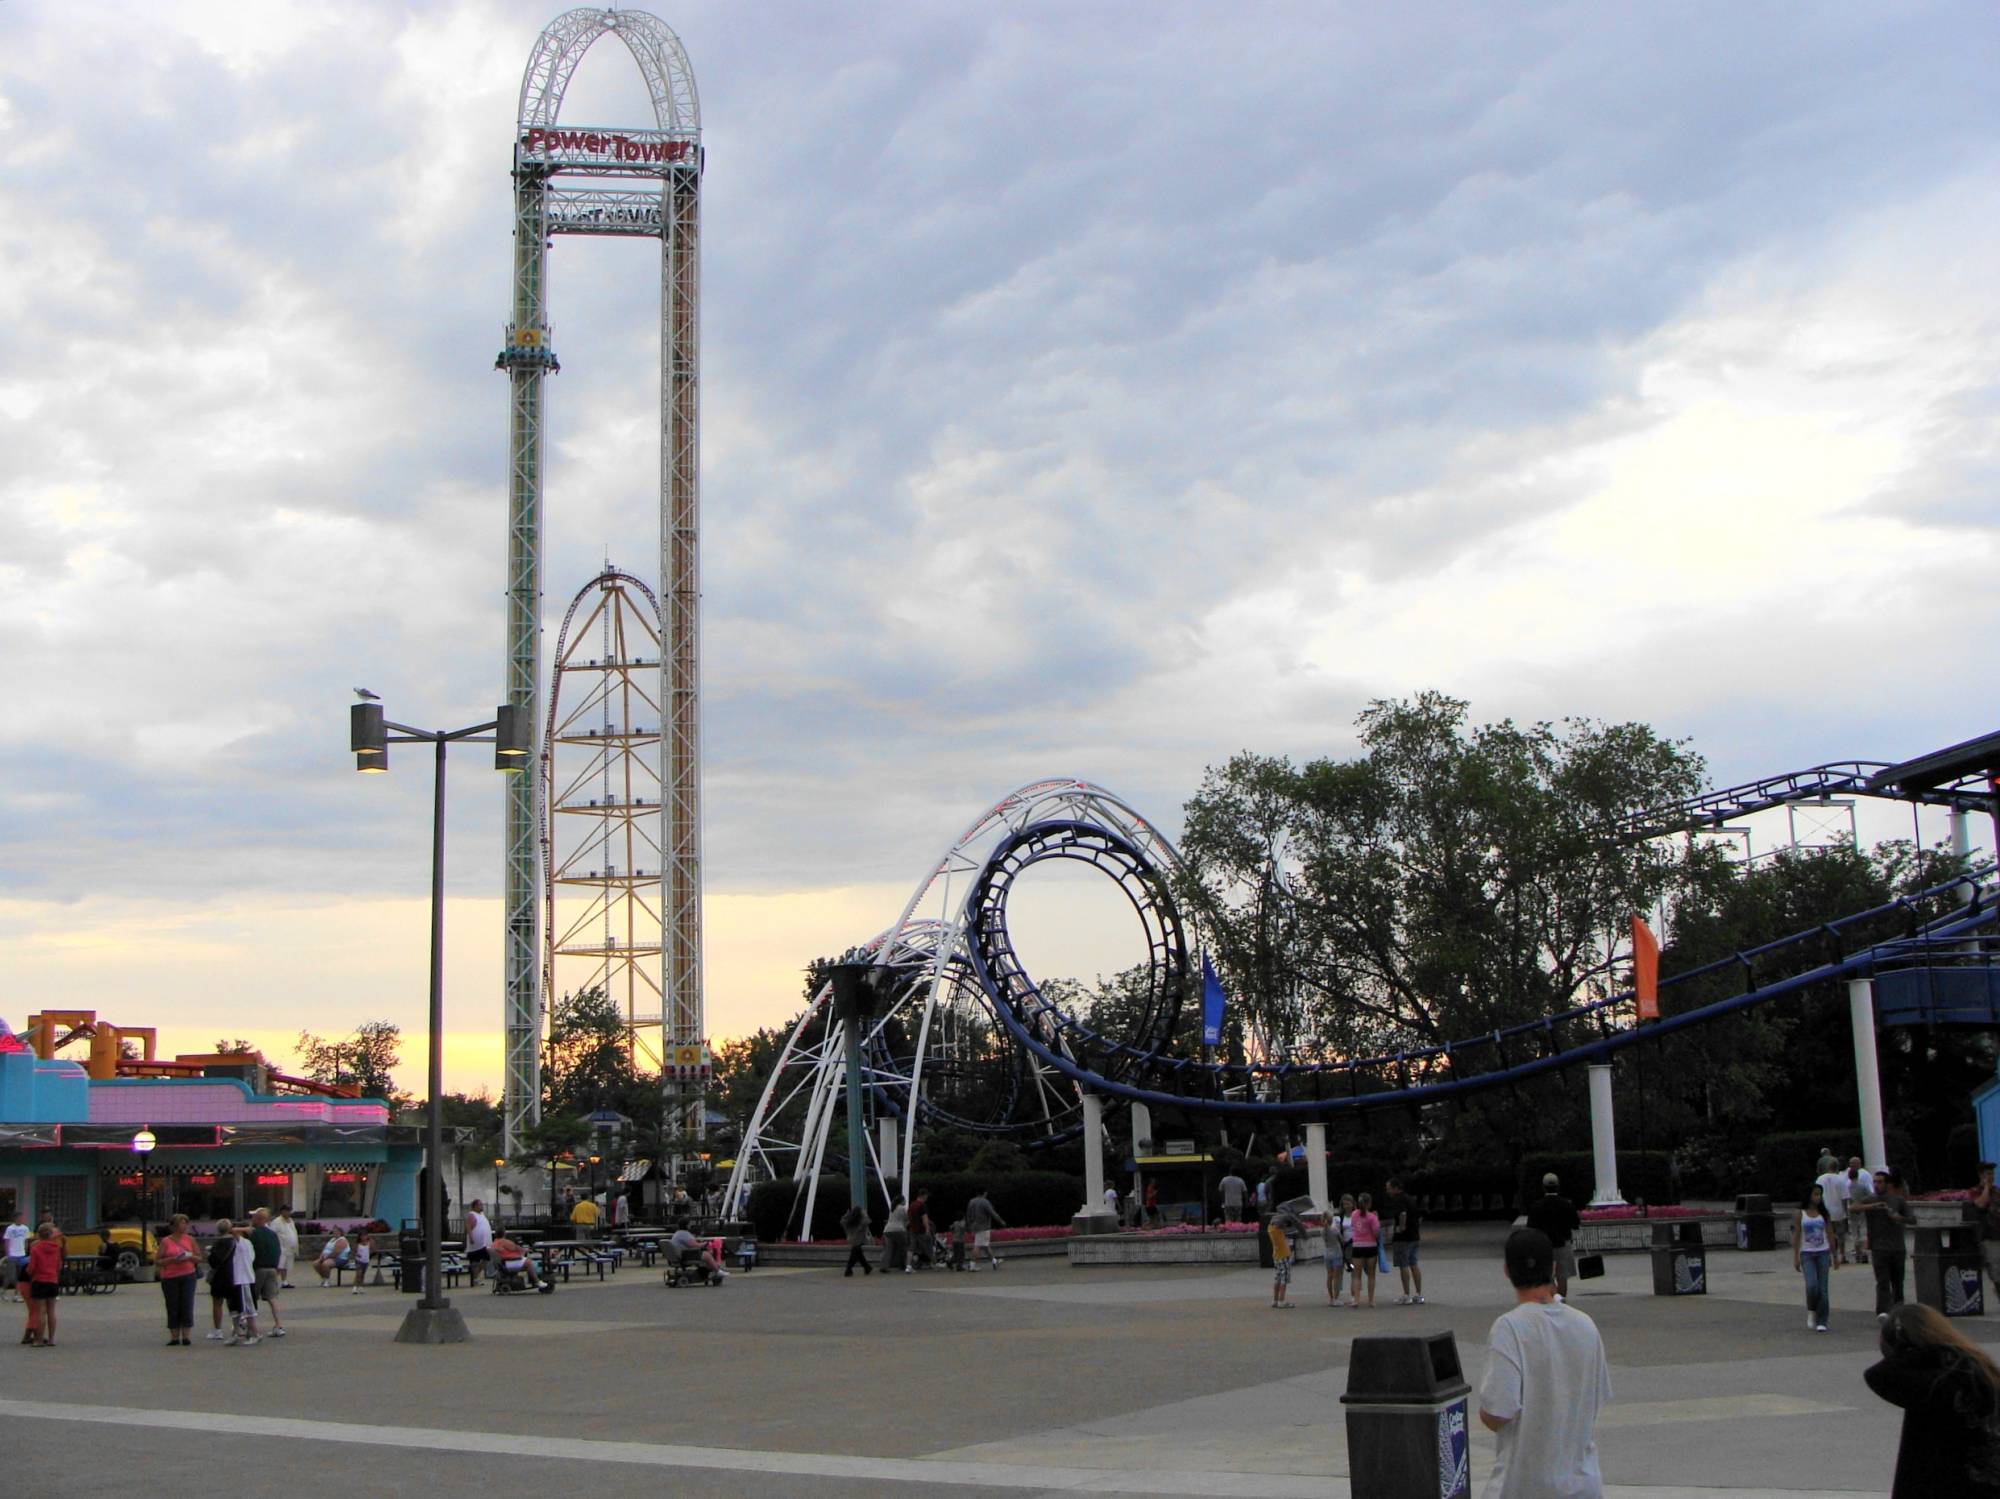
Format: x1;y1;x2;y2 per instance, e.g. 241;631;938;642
0;1223;1968;1497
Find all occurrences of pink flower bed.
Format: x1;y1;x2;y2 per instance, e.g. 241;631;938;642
1912;1190;1974;1202
1136;1221;1260;1237
1579;1205;1707;1221
801;1224;1072;1246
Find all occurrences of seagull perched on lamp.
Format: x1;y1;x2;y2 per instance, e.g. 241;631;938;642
354;688;381;701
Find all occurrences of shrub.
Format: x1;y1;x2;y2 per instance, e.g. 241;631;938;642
749;1170;1086;1241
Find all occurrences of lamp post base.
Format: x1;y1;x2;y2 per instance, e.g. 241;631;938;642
394;1303;472;1344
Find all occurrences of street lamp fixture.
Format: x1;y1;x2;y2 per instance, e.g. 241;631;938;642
349;695;530;1345
133;1127;156;1235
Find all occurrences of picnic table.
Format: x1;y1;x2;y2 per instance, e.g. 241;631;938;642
534;1239;621;1282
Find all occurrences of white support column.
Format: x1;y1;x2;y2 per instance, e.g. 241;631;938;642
1072;1093;1117;1235
1588;1064;1624;1205
1850;976;1888;1170
1082;1093;1106;1213
1305;1122;1330;1217
878;1116;900;1191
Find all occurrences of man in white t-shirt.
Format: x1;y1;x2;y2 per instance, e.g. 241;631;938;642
2;1210;28;1301
1478;1227;1612;1498
1218;1172;1248;1222
1845;1159;1876;1264
464;1200;494;1281
1815;1165;1852;1265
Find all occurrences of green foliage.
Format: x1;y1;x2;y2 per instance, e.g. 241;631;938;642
295;1020;407;1108
1178;696;1705;1159
542;986;641;1117
967;1139;1029;1176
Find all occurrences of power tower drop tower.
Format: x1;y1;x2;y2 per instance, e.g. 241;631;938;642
498;8;705;1154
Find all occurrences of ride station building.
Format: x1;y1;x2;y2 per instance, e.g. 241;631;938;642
0;1012;422;1233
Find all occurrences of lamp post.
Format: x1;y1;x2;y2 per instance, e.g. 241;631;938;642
825;958;884;1213
350;697;530;1345
494;1157;505;1226
133;1127;156;1243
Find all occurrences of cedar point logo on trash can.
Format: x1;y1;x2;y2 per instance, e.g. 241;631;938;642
1437;1397;1470;1497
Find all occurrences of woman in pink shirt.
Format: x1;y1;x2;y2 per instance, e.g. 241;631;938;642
24;1224;63;1346
1347;1193;1381;1308
156;1214;202;1347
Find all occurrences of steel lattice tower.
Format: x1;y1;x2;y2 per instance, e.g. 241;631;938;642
498;9;704;1153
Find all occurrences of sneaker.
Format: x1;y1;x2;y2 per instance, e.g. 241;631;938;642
1807;1313;1817;1330
319;1279;330;1289
224;1335;243;1346
1396;1295;1412;1305
280;1282;296;1290
205;1331;227;1341
270;1327;287;1337
239;1336;260;1346
1816;1324;1829;1333
1414;1295;1426;1305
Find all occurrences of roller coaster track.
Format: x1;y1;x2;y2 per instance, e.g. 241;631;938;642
728;758;1998;1217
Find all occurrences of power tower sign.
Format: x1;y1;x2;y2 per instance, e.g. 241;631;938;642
499;8;705;1154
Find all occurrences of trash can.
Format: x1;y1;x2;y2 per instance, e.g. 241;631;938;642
1649;1221;1705;1296
1914;1224;1985;1317
1340;1333;1472;1499
1734;1193;1774;1252
398;1232;424;1295
1257;1213;1275;1270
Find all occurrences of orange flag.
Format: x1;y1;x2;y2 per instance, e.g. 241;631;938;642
1632;915;1660;1021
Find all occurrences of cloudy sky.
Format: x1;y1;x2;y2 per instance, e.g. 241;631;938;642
3;2;1995;1095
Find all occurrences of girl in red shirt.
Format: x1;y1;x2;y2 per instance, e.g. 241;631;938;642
24;1224;63;1347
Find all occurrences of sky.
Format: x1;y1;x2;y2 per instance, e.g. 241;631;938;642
2;2;1996;1097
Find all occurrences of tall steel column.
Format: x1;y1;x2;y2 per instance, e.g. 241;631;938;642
661;158;704;1138
497;163;555;1156
503;8;703;1155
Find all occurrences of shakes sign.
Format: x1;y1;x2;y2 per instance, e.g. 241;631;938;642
518;125;698;173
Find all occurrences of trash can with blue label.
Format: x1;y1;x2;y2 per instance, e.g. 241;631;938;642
1914;1224;1985;1317
1340;1332;1471;1499
1734;1193;1775;1251
1649;1220;1706;1297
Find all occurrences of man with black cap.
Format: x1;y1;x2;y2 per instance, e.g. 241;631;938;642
1478;1227;1612;1498
1524;1172;1582;1299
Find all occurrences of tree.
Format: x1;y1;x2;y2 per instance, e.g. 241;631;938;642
212;1038;258;1056
296;1020;406;1106
542;986;640;1118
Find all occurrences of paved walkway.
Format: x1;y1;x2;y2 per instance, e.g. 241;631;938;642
0;1225;1969;1496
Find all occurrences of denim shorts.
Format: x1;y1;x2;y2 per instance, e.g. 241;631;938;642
1391;1243;1420;1268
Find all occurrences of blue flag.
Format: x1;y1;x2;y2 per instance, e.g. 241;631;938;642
1201;952;1227;1047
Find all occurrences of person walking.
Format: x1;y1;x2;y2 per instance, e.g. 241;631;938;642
1973;1162;2000;1305
1846;1158;1877;1264
1795;1183;1835;1333
1477;1227;1613;1499
1144;1181;1159;1227
884;1198;911;1273
206;1220;237;1340
1348;1194;1381;1308
840;1204;873;1277
908;1192;935;1269
348;1229;372;1295
1385;1177;1424;1305
156;1214;201;1347
2;1209;27;1303
272;1205;300;1288
1268;1208;1299;1309
23;1223;62;1347
247;1209;287;1337
224;1221;261;1345
965;1187;1006;1271
613;1190;631;1230
465;1199;494;1282
1102;1184;1120;1221
1855;1168;1914;1318
1864;1303;2000;1496
1525;1173;1583;1300
1219;1169;1248;1224
1816;1159;1853;1266
1326;1193;1354;1307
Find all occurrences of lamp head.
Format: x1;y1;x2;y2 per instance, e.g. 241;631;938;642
351;702;387;773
